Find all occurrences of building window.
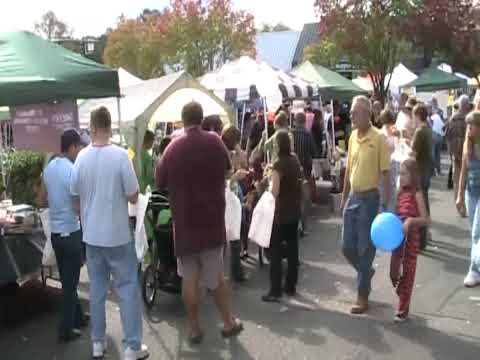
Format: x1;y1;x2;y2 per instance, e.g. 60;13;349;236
84;41;95;55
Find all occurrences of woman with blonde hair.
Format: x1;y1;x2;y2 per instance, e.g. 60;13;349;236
456;111;480;287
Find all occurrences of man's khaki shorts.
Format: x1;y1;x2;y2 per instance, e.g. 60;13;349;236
177;246;224;290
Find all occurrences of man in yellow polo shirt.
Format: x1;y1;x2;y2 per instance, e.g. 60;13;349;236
341;96;391;315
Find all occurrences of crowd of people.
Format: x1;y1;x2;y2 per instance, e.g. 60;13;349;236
38;87;480;358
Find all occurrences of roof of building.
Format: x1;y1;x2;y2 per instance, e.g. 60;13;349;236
256;31;301;72
292;23;321;68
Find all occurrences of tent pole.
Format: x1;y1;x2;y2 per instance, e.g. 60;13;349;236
0;124;5;195
330;99;335;161
240;102;246;143
117;97;122;145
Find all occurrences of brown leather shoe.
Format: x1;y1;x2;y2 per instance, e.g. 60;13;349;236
350;295;369;315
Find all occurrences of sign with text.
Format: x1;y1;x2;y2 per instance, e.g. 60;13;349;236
12;101;79;152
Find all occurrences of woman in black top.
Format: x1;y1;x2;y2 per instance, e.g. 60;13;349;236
262;130;303;302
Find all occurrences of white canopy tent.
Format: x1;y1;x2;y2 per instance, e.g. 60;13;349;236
77;71;234;172
386;63;418;94
118;67;143;87
201;56;317;111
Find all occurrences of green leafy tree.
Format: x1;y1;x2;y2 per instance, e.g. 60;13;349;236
315;0;416;102
260;23;292;32
303;38;344;69
34;11;72;40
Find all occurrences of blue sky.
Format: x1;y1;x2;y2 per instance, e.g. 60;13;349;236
0;0;318;36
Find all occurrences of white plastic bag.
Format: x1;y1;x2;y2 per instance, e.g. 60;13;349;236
248;191;276;248
225;187;242;242
39;209;56;266
133;193;150;262
391;139;411;163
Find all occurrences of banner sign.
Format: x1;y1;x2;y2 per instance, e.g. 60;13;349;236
12;101;79;152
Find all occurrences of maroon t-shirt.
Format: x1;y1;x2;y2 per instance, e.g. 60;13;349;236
156;127;231;257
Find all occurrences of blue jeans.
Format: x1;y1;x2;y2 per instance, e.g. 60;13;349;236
432;133;443;174
466;159;480;275
342;190;379;297
86;241;143;350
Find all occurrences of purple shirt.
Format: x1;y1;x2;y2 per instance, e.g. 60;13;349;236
156;127;231;257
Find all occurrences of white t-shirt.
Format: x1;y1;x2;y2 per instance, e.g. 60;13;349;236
396;111;416;136
431;113;444;136
70;144;139;247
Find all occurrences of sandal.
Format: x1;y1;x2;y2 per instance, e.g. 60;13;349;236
221;318;244;338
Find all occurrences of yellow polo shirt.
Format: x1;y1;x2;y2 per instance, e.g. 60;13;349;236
347;126;390;193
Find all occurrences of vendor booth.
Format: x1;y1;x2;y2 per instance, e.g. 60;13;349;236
403;65;468;93
0;31;120;287
201;56;317;111
78;71;235;173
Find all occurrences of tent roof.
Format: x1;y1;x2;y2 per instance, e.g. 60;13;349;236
78;71;234;129
118;68;143;87
201;56;316;110
403;66;467;92
0;31;120;106
292;61;366;101
386;63;417;89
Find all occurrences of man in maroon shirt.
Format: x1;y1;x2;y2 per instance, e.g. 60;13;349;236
156;102;243;344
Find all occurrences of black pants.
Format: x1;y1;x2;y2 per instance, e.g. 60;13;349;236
269;221;299;296
420;176;431;250
51;230;85;337
230;240;245;282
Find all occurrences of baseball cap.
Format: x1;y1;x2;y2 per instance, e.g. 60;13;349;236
61;128;89;152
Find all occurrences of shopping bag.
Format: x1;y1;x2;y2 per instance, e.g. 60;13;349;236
391;139;411;163
225;186;242;242
39;209;56;267
133;193;150;262
248;191;276;248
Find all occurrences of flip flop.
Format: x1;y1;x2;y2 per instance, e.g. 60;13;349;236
221;319;244;338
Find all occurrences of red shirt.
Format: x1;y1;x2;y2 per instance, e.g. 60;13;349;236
156;127;231;257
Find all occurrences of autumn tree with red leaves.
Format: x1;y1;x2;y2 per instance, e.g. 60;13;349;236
406;0;480;85
104;0;255;78
315;0;416;103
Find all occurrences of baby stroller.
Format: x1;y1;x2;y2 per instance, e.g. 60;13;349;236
142;191;181;308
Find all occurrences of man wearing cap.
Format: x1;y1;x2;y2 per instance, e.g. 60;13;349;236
40;128;89;343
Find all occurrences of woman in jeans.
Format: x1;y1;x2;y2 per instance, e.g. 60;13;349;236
456;111;480;287
411;103;434;250
262;130;302;302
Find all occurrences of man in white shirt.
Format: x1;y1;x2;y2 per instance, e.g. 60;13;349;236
70;107;148;360
431;108;445;175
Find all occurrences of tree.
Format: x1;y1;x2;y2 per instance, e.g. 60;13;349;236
405;0;480;85
303;37;343;69
34;11;72;40
260;23;292;32
104;13;173;79
315;0;416;103
104;0;256;78
167;0;256;76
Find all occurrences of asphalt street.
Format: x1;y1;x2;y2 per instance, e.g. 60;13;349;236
1;167;480;360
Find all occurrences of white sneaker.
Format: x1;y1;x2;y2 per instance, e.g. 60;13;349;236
124;344;149;360
92;340;108;359
464;271;480;287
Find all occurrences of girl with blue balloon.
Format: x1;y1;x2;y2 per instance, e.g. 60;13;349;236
389;159;429;322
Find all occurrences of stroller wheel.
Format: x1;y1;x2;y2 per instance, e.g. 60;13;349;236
142;265;157;308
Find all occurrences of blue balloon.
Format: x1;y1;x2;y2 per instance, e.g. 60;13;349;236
370;212;404;251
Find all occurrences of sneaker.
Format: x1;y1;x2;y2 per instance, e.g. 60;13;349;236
394;313;409;323
464;271;480;288
124;344;149;360
92;340;108;359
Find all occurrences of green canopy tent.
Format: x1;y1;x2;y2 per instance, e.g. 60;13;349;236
403;66;467;92
0;31;120;106
292;61;366;101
